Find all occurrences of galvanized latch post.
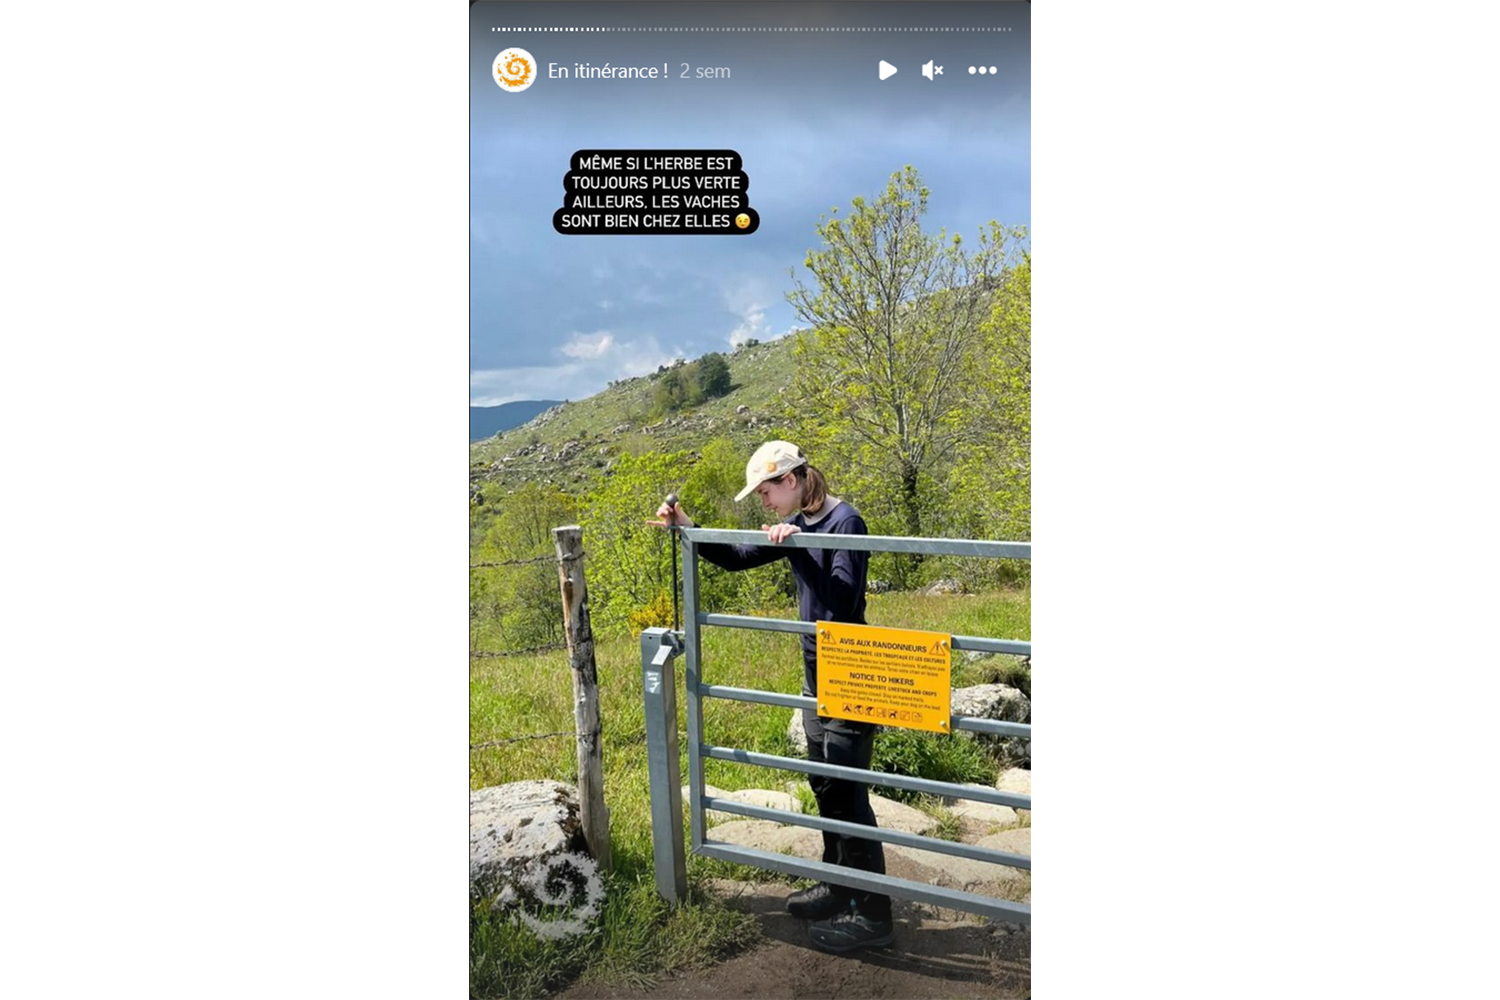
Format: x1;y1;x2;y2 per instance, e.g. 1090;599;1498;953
640;627;686;903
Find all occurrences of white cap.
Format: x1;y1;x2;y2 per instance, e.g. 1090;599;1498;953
734;440;807;501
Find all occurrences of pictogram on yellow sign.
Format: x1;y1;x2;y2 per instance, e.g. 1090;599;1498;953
815;621;952;734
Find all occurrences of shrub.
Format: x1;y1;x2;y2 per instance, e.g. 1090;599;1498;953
869;727;997;803
628;591;675;636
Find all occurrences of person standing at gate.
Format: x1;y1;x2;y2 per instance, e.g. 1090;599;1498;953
648;440;895;953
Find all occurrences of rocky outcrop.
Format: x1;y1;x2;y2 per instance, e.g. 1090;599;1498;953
685;784;801;823
943;785;1020;829
949;683;1031;765
469;780;585;903
699;777;1029;907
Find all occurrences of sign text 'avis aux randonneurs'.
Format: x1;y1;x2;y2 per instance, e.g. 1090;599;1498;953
815;621;952;734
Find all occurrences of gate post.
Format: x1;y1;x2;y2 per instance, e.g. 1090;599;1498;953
641;627;686;903
553;525;611;873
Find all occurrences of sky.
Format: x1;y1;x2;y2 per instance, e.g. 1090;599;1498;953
470;1;1030;406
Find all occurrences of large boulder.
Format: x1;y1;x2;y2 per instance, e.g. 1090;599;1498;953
707;818;822;858
943;784;1020;830
868;795;940;835
996;767;1031;796
976;826;1031;857
950;683;1031;765
685;784;801;824
469;781;605;938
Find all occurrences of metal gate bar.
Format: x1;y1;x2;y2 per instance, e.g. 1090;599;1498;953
700;683;1033;739
697;842;1032;923
703;796;1031;869
702;745;1030;808
682;528;1030;560
700;612;1031;656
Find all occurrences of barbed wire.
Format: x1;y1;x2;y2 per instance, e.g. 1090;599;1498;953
469;729;649;753
470;730;574;751
470;642;569;658
469;552;587;570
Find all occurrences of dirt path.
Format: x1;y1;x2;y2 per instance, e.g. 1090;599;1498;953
557;881;1030;1000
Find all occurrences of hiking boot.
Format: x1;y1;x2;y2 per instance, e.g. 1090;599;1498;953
809;909;896;953
785;882;846;920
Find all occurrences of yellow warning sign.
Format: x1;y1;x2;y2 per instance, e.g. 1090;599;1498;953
815;621;952;734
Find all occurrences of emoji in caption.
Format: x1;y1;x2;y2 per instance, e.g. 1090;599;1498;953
735;213;751;230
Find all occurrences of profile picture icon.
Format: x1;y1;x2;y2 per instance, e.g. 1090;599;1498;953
494;47;536;92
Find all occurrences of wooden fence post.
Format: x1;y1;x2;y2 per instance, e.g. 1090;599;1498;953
552;525;611;873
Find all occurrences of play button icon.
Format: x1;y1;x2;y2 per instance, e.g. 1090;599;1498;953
879;60;897;80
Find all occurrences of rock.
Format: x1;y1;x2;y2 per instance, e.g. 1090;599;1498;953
995;768;1031;798
923;578;966;595
976;827;1031;856
469;780;584;904
961;649;995;663
942;784;1020;829
706;819;822;859
951;684;1029;722
883;837;1030;899
683;784;801;822
950;684;1030;765
866;579;892;594
735;404;750;414
786;709;807;755
868;795;940;835
612;423;630;434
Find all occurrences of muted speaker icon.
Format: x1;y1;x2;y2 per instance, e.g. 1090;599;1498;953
922;60;943;80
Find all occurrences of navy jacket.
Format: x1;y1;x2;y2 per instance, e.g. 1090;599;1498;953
696;500;870;668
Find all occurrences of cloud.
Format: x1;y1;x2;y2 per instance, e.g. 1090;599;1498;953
560;331;614;359
728;307;770;348
469;334;678;406
722;278;774;348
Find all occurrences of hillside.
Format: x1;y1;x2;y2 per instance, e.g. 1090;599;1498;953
469;336;800;497
470;400;564;442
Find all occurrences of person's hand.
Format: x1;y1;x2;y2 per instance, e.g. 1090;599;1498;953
763;522;801;543
647;501;693;529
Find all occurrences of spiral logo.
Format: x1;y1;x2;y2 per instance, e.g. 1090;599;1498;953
494;47;536;93
494;851;605;940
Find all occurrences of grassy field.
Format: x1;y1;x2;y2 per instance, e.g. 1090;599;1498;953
470;587;1031;998
469;338;798;498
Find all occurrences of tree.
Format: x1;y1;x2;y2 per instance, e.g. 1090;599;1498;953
948;254;1030;559
784;165;1027;547
471;483;578;649
696;352;732;399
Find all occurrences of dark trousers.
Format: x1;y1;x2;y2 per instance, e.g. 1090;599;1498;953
801;707;893;920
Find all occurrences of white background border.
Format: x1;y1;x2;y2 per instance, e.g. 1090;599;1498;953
3;1;1496;997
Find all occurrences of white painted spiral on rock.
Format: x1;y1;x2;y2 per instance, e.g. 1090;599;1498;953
512;851;606;940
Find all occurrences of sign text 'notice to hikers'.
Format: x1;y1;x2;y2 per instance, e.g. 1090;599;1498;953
815;621;952;734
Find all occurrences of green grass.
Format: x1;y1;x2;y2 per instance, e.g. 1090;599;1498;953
470;877;757;999
470;586;1030;997
914;798;965;842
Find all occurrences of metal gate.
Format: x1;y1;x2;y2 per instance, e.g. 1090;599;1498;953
640;527;1031;924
